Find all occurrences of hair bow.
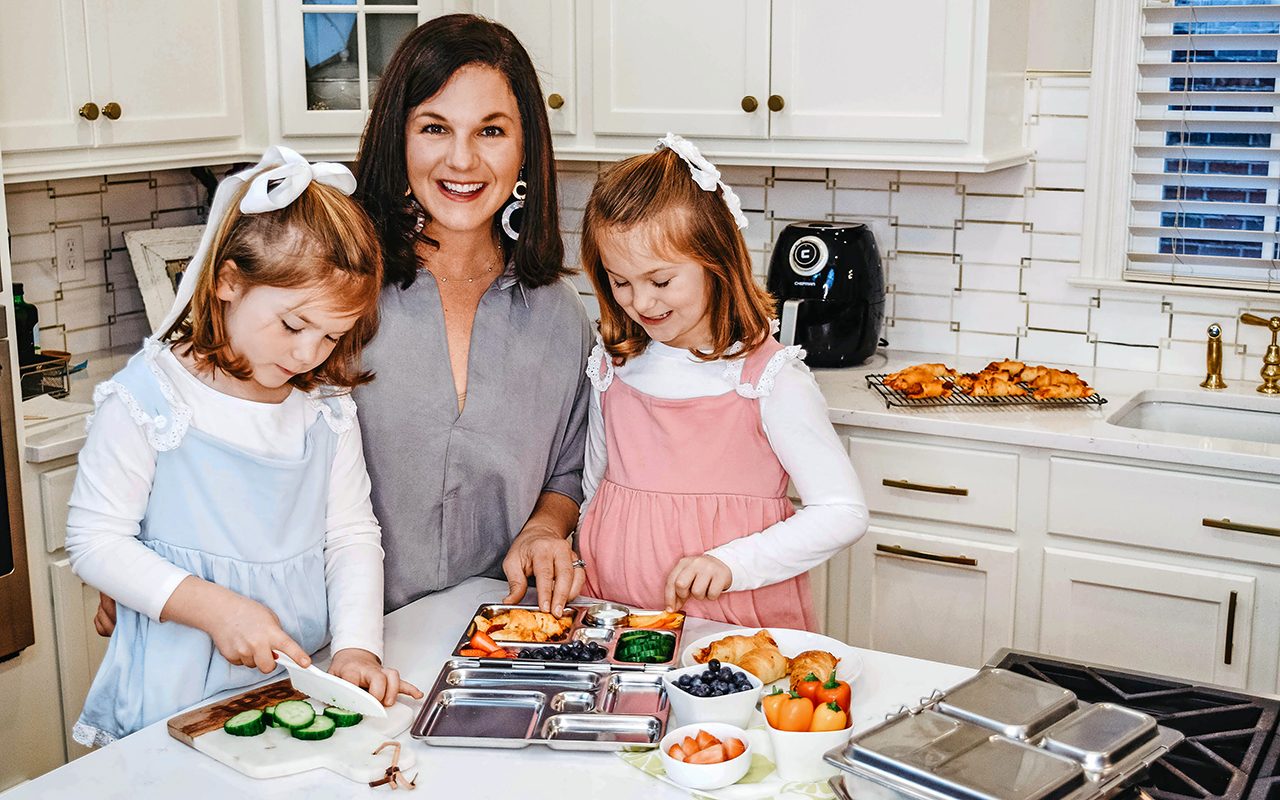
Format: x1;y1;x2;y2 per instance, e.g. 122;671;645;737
152;146;357;338
656;132;749;230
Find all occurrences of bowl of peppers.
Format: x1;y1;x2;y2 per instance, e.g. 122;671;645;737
761;670;853;782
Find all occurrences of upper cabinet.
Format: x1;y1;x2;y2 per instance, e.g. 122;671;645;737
477;0;576;135
0;0;243;159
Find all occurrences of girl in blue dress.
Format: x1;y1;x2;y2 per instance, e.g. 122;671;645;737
66;147;421;747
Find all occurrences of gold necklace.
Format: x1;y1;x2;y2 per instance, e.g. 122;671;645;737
433;253;501;284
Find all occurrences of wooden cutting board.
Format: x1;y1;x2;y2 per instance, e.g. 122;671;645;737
168;678;417;782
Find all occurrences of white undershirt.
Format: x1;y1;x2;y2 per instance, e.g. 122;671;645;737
583;340;869;591
65;346;385;659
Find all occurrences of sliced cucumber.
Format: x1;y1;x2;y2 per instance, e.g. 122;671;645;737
272;699;316;730
223;709;266;737
263;704;281;727
323;706;363;727
291;715;337;741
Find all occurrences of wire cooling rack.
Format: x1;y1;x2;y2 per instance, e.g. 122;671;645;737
865;374;1108;410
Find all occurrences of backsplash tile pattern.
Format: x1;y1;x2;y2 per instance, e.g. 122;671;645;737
5;76;1277;381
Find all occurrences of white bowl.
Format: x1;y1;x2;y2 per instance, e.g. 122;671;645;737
680;627;864;689
662;662;764;728
764;719;853;782
659;722;753;791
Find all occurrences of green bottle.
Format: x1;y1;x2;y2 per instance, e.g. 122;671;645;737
13;282;40;365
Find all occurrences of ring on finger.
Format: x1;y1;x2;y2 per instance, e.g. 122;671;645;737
571;559;587;569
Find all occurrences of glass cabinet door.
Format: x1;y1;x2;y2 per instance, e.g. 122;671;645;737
279;1;450;136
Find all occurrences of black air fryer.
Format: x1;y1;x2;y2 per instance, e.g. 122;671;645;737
767;221;885;367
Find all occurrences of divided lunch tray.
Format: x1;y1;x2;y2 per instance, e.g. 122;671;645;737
411;603;685;751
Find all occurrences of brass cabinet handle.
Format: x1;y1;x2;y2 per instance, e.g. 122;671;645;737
1224;590;1238;665
876;543;977;568
546;93;564;110
741;95;759;113
882;478;969;497
1202;517;1280;538
102;102;122;120
78;102;100;120
767;94;785;112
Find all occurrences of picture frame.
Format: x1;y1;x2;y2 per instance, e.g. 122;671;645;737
123;224;206;333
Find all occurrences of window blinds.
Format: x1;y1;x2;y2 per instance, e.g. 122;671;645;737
1128;0;1280;291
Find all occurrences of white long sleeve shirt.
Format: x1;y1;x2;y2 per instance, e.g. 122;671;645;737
582;340;869;591
65;346;386;659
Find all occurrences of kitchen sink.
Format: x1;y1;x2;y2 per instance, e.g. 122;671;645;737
1106;388;1280;444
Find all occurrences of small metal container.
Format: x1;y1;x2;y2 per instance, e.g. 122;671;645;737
583;602;630;627
936;668;1079;740
1039;703;1159;774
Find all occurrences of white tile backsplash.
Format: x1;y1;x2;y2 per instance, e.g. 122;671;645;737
955;221;1031;266
767;179;834;220
891;184;962;227
953;290;1027;334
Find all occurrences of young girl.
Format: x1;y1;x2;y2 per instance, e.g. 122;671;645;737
66;147;421;747
578;134;870;631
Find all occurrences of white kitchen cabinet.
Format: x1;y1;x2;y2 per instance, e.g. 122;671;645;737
477;0;577;135
48;557;109;761
1040;548;1254;690
0;0;243;154
842;527;1018;669
38;464;77;554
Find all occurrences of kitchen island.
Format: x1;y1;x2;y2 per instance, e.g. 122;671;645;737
3;577;973;800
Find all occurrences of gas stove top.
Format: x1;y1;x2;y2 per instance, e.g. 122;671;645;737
989;650;1280;800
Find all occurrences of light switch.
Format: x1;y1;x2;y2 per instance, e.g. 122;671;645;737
55;225;86;284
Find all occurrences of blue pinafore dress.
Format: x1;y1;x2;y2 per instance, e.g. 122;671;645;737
74;342;349;747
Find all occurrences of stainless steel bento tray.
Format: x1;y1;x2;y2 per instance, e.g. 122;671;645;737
411;659;669;751
824;668;1183;800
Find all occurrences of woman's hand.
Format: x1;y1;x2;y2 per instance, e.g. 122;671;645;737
501;526;585;617
664;555;733;612
329;648;424;707
94;592;117;637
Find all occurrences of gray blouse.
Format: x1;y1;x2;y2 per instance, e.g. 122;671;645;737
354;268;593;612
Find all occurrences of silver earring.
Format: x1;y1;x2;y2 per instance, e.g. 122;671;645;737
501;178;526;240
405;191;425;237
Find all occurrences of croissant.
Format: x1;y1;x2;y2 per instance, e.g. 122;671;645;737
905;380;951;400
789;650;840;690
695;630;778;665
738;645;791;684
984;360;1024;378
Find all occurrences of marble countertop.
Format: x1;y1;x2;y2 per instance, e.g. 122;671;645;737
1;577;974;799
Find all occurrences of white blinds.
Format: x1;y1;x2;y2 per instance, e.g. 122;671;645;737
1127;0;1280;291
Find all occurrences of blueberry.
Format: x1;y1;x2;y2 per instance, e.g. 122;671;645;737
707;659;720;673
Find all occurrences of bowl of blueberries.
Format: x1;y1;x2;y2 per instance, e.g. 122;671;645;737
663;659;764;728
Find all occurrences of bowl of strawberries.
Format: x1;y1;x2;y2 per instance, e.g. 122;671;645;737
658;722;752;790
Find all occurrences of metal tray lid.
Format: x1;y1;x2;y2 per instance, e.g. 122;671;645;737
1038;703;1160;775
937;668;1079;740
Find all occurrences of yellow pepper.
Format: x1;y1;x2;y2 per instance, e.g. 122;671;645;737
809;701;849;732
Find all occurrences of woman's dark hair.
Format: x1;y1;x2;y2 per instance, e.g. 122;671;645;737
354;14;565;289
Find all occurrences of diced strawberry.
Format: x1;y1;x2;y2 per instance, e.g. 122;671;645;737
668;743;687;762
723;738;746;760
695;730;721;750
686;744;726;765
681;735;701;755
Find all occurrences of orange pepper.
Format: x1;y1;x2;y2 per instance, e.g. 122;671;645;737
816;670;852;714
777;692;814;732
809;701;848;732
762;688;789;729
795;672;823;705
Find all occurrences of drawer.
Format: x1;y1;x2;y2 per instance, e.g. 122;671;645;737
40;464;77;553
1047;457;1280;566
847;436;1019;531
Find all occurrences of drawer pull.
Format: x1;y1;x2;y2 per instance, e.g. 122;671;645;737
1224;590;1238;666
882;478;969;497
876;543;977;568
1202;518;1280;538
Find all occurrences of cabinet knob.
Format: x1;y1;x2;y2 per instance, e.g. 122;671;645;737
741;95;759;113
547;93;565;110
102;102;122;120
767;94;785;112
78;102;100;121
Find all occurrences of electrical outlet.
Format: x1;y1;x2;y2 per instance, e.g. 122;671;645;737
56;225;86;284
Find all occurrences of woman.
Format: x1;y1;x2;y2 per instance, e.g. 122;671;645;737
352;14;593;616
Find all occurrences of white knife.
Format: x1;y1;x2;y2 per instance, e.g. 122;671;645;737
272;650;389;719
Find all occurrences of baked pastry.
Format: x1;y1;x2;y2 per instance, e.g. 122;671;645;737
968;374;1028;397
481;609;575;642
789;650;840;690
904;379;952;400
983;359;1025;378
886;363;956;391
739;646;791;684
694;629;792;683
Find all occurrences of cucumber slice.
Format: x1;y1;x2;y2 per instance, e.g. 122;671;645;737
291;715;337;741
223;709;266;737
263;704;281;727
323;706;363;727
272;699;316;730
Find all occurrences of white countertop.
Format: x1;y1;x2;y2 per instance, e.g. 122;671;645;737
2;577;973;800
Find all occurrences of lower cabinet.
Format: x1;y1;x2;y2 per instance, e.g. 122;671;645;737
48;558;109;760
1039;548;1255;689
841;527;1017;668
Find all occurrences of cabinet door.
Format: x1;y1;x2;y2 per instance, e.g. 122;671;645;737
82;0;243;145
1040;549;1254;689
769;0;975;142
49;558;110;761
40;464;78;554
0;0;93;152
477;0;575;134
592;0;770;138
844;527;1017;668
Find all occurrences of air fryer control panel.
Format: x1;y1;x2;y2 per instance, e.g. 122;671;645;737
788;235;829;277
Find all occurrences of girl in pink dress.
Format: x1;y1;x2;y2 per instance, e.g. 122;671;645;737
576;134;870;631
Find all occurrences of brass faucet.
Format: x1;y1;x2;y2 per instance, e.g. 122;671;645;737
1240;313;1280;395
1200;323;1227;389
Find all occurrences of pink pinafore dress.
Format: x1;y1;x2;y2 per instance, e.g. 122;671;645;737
578;338;817;631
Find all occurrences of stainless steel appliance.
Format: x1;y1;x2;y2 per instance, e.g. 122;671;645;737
0;305;34;660
768;221;885;367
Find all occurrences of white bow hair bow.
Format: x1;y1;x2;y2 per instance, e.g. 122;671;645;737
657;132;749;230
239;146;357;213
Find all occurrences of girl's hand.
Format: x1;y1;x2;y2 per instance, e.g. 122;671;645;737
329;648;424;707
94;592;117;637
204;590;311;674
664;555;733;611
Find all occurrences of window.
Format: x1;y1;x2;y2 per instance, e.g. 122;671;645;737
1084;0;1280;294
